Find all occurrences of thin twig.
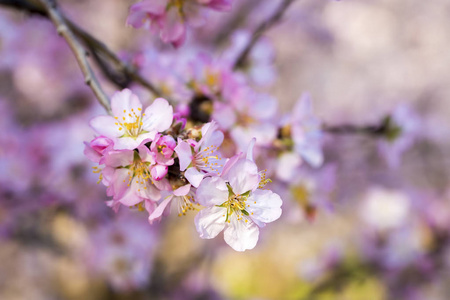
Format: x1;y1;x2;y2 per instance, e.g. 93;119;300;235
37;0;111;113
66;19;165;97
323;115;394;136
323;124;388;136
0;0;167;101
212;0;261;46
233;0;296;70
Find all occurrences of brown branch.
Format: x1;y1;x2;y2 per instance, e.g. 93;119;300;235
233;0;296;70
212;0;261;46
0;0;167;102
35;0;111;113
323;116;396;138
66;19;165;97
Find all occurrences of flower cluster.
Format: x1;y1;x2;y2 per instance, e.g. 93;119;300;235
85;88;282;251
127;0;233;47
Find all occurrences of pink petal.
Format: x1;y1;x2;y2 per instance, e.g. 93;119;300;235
103;149;134;167
153;178;171;191
160;8;185;46
84;141;102;163
112;168;131;199
174;140;193;171
151;164;168;181
173;184;191;197
185;167;205;188
148;195;173;223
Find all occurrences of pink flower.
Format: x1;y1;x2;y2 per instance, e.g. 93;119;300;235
149;133;176;180
83;136;113;163
90;89;173;150
127;0;233;48
148;184;198;223
194;141;282;251
213;87;278;151
175;121;224;187
101;144;165;213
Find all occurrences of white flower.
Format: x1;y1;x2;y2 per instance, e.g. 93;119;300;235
194;142;282;251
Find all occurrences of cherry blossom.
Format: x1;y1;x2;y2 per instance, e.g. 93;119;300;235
90;89;173;150
175;121;224;187
194;143;282;251
127;0;233;47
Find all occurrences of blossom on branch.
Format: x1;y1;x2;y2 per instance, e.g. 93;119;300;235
127;0;233;47
194;141;282;251
89;89;173;150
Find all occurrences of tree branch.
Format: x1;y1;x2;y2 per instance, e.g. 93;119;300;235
233;0;296;70
323;116;395;137
0;0;167;103
37;0;111;113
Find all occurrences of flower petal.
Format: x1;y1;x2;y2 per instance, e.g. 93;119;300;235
111;89;143;123
223;216;259;251
114;137;142;150
148;195;173;223
89;116;122;138
247;189;282;224
151;164;168;181
223;159;259;195
142;98;173;133
112;168;131;199
174;139;193;171
185;167;205;188
195;206;227;239
103;149;134;167
173;184;191;197
196;176;228;206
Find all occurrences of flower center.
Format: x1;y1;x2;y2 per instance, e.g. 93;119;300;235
114;108;145;138
126;154;152;191
221;187;252;223
176;193;199;217
193;145;222;174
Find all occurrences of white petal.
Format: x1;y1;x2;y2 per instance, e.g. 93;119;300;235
111;89;143;123
223;159;259;195
185;167;205;188
89;116;122;138
295;142;324;168
114;137;141;150
194;206;227;239
223;216;259;251
196;176;228;206
247;189;282;224
142;98;173;133
275;152;302;182
246;138;256;162
292;92;312;121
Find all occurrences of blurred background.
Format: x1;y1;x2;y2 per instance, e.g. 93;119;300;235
0;0;450;299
